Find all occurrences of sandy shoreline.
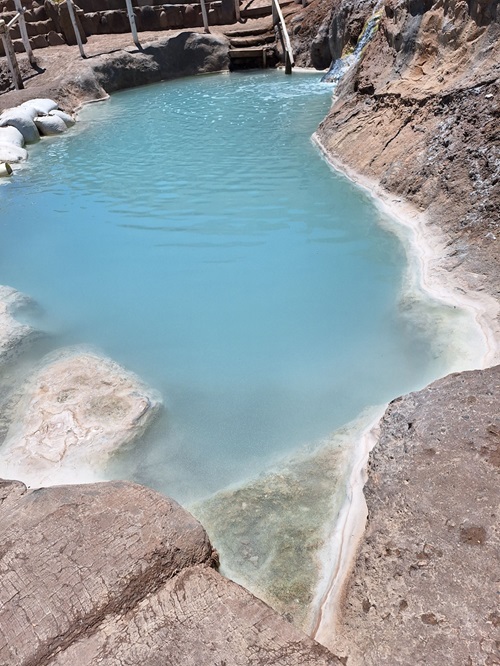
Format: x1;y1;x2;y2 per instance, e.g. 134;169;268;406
309;131;500;648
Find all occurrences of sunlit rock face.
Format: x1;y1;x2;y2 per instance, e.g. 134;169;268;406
315;0;500;296
327;366;500;664
0;349;162;487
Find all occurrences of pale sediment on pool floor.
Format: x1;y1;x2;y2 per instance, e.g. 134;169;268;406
192;424;362;630
0;348;162;488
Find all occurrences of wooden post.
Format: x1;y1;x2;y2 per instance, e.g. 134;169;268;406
271;0;278;26
66;0;86;58
124;0;141;50
13;0;35;66
0;20;23;90
285;49;291;74
200;0;210;33
234;0;240;22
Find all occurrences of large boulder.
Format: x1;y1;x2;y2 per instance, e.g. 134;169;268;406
0;125;25;147
0;479;342;665
49;108;76;127
328;366;500;663
0;349;162;487
21;97;58;115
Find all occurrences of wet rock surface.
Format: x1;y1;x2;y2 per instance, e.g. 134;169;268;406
329;367;500;664
195;439;349;630
0;286;38;367
0;349;162;487
0;478;343;666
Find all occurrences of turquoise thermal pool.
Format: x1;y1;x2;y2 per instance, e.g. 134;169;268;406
0;71;446;503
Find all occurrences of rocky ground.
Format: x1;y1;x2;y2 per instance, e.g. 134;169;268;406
304;0;500;661
0;30;230;112
0;0;499;663
327;367;500;663
0;478;342;665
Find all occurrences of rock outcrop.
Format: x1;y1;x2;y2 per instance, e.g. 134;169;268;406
324;366;500;664
0;478;343;665
305;0;500;658
315;0;499;299
0;349;161;487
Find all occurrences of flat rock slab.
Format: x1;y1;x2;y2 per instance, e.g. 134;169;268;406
331;366;500;664
0;479;342;666
0;349;162;486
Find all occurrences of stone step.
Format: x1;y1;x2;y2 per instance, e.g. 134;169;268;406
229;46;268;58
239;5;272;18
229;33;274;47
224;25;270;36
239;0;294;19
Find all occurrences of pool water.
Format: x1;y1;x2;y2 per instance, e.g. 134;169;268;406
0;71;447;502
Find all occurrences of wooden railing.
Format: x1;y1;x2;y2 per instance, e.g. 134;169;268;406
271;0;293;74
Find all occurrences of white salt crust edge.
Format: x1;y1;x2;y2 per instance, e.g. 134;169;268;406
308;131;500;650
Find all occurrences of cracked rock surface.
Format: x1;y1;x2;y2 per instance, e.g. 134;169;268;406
0;479;342;666
331;366;500;664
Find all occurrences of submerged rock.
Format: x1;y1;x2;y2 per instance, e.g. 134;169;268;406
194;431;353;631
0;349;162;487
0;286;38;367
0;478;342;665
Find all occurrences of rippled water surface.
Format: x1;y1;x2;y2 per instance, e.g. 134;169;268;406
0;71;439;501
